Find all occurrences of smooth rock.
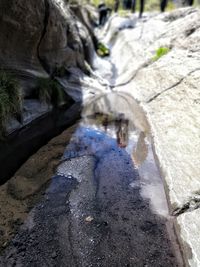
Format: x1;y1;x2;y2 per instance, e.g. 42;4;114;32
176;208;200;267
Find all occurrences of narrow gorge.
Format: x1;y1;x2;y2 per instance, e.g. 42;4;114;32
0;1;200;266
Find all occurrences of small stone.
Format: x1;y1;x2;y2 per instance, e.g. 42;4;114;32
85;216;94;222
2;242;8;248
51;251;57;259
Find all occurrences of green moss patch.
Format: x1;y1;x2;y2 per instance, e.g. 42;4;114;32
97;42;110;57
152;47;170;61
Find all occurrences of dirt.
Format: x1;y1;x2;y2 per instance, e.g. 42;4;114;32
0;124;78;252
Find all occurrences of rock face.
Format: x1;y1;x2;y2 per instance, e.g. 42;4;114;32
0;0;102;183
0;0;93;78
100;8;200;267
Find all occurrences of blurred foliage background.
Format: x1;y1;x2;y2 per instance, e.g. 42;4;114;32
69;0;200;12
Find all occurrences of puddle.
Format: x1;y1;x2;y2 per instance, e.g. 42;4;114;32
50;92;181;266
81;91;169;218
0;91;183;266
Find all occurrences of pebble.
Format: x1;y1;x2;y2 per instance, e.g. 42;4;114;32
51;251;57;259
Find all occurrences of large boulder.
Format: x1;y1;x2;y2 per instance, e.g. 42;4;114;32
0;0;102;183
102;8;200;267
0;0;95;84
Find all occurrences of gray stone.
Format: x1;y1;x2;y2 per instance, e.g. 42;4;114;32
176;208;200;267
104;8;200;212
101;8;200;266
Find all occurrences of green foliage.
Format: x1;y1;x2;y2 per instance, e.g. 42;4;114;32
118;9;130;17
91;0;114;8
152;47;170;61
0;71;22;138
97;42;110;57
90;0;179;14
37;78;66;107
166;1;175;11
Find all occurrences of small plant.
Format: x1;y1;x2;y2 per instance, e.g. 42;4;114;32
37;78;66;107
97;42;110;57
54;66;66;78
0;71;22;138
152;47;170;61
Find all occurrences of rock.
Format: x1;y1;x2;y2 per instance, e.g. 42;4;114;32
105;8;200;212
102;8;200;266
51;251;57;259
0;0;102;184
0;0;93;78
85;216;94;222
176;209;200;267
0;0;45;74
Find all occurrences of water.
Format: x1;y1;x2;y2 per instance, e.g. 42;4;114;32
0;91;183;266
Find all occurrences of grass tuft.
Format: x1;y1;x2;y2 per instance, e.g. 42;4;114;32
37;78;66;107
152;47;170;61
0;71;22;138
97;42;110;57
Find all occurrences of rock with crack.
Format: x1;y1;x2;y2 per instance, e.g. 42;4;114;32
0;0;105;183
104;7;200;212
100;8;200;267
176;208;200;267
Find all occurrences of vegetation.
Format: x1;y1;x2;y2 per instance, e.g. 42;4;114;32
152;47;170;61
91;0;115;8
37;78;66;107
97;42;110;57
54;66;66;78
118;9;131;17
89;0;179;14
0;71;22;138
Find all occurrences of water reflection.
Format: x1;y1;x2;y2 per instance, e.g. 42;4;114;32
132;131;148;167
82;91;150;166
0;92;180;267
81;92;169;218
115;114;129;148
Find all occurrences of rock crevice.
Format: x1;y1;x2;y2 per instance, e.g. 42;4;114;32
146;67;200;103
37;0;50;74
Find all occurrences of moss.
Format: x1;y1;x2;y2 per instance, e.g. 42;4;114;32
97;42;110;57
37;78;66;107
152;47;170;61
0;71;22;138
